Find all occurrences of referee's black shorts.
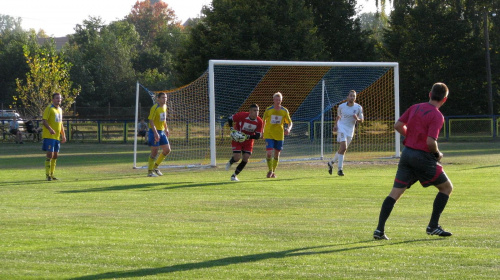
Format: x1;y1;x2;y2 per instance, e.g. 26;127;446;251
393;147;449;189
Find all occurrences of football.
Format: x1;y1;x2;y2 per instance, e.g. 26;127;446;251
230;130;246;142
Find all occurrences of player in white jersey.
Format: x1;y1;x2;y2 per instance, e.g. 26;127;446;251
328;90;364;176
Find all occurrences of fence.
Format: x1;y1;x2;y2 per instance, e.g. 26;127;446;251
1;115;499;143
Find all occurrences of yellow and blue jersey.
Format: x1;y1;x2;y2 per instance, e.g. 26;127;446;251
263;105;292;141
42;104;63;140
148;103;167;131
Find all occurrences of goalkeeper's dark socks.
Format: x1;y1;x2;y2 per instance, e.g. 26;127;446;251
428;192;449;228
235;161;247;175
376;196;396;232
229;157;237;164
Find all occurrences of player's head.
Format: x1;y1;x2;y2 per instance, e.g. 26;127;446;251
52;93;62;106
347;90;357;103
273;92;283;105
249;104;259;119
429;83;449;102
157;92;167;104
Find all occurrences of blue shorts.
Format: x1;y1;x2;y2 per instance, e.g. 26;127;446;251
148;129;169;147
394;147;449;188
42;138;61;152
265;139;284;151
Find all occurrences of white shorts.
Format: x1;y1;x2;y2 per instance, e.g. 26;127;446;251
337;131;353;147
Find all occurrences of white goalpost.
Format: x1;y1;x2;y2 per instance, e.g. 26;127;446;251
133;60;400;169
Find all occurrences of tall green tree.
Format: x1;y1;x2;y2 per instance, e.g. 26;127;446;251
175;0;325;84
305;0;377;61
15;43;80;118
64;18;139;107
383;0;499;115
0;23;40;109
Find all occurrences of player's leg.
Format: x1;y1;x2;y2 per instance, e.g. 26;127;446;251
45;151;53;181
374;151;413;240
148;146;159;177
227;142;242;170
153;132;170;176
271;141;283;178
232;152;250;181
265;139;275;178
426;164;453;236
336;141;347;176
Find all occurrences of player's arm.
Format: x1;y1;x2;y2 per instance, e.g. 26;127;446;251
164;120;169;137
355;106;364;123
60;121;66;143
227;115;234;130
333;115;341;132
42;119;55;135
149;119;159;141
427;136;442;161
285;120;292;135
248;132;261;140
394;120;406;137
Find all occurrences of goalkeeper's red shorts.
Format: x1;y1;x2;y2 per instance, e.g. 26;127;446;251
231;139;254;154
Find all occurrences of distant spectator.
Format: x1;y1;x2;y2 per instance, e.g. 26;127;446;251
138;118;148;144
9;114;23;144
26;119;42;142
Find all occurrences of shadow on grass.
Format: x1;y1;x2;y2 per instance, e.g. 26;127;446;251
59;180;244;193
59;177;296;193
71;239;441;279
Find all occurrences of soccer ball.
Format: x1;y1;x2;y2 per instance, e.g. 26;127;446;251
230;130;247;142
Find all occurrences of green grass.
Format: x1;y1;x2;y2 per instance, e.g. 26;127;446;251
0;142;499;279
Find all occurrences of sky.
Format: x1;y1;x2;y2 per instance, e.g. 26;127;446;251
2;0;383;38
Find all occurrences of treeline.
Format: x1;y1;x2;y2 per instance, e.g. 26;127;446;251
0;0;498;117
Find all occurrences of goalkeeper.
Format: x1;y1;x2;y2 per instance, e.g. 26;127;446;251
225;104;263;181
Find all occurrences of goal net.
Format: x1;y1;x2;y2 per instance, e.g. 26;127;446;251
133;60;400;168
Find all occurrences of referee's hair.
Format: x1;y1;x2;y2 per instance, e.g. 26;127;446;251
430;83;449;101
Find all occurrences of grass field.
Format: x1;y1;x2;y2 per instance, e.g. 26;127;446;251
0;141;499;279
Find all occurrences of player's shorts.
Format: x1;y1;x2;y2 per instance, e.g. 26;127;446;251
42;138;61;152
265;139;284;151
138;130;146;137
148;129;169;147
232;139;254;154
337;132;353;146
393;147;449;188
10;128;19;135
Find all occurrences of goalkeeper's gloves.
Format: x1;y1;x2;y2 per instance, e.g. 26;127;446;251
230;127;237;133
239;133;250;142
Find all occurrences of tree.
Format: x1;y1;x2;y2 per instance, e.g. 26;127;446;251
382;0;498;115
0;14;23;33
126;0;180;47
0;24;37;108
305;0;377;61
64;18;139;108
175;0;325;84
15;43;80;118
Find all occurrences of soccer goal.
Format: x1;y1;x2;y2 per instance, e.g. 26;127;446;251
133;60;400;168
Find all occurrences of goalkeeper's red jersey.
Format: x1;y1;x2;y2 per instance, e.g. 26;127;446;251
232;112;263;136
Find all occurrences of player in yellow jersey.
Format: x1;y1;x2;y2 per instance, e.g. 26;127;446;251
262;92;293;178
42;93;66;181
146;92;171;177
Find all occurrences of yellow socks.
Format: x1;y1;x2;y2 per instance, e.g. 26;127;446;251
154;153;166;169
272;157;279;172
148;156;155;172
50;159;57;176
266;157;273;171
